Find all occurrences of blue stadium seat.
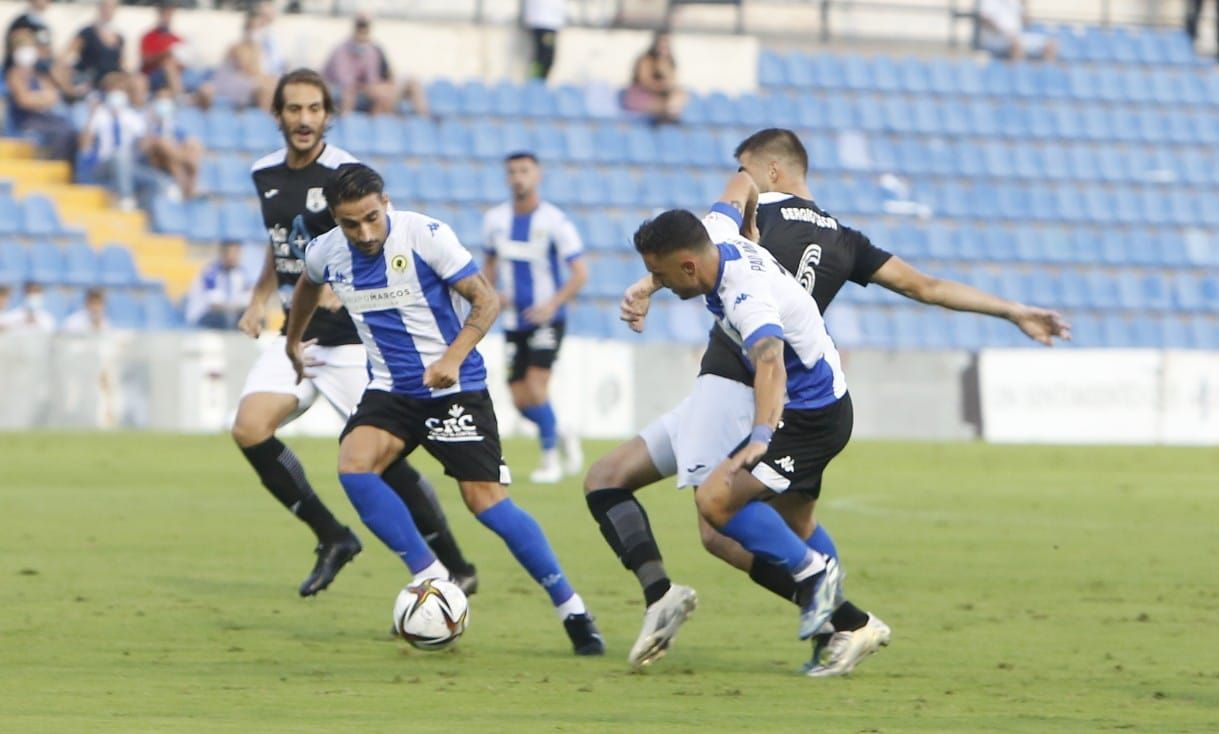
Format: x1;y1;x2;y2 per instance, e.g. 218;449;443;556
215;155;250;197
593;126;626;164
219;202;262;242
436;120;472;158
529;122;565;163
105;289;142;329
20;195;63;237
575;169;609;207
427;80;460;117
447;167;480;204
489;81;524;118
141;290;180;329
203;108;238;150
567;302;608;337
0;242;28;284
459;80;492;117
520;81;558;119
369;115;407;157
185;200;221;243
898;58;930;94
541;167;576;207
97;245;140;287
0;194;19;236
26;243;65;283
1084;270;1120;309
1058;270;1088;309
381;162;415;201
812;55;845;90
654;126;687;166
554;85;588;120
402;117;439;157
624;127;658;165
237;108;280;153
606;170;638;207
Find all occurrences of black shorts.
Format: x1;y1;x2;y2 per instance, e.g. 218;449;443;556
751;393;854;499
341;389;510;484
505;322;565;383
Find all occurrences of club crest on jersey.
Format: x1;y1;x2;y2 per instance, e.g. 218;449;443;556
390;254;409;272
305;187;327;212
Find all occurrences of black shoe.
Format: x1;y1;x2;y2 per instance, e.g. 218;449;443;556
564;613;606;656
299;529;362;597
451;566;478;597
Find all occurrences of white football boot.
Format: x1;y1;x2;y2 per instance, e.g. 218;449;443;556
804;613;892;677
628;584;698;670
559;431;584;477
529;449;562;484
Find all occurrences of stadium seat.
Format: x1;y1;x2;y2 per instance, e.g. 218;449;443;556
58;242;97;287
215;155;250;197
427;80;460;117
219;202;263;242
19;195;64;237
403;118;439;157
26;243;65;284
141;290;180;330
105;289;142;329
185;200;221;243
97;246;140;287
554;85;587;120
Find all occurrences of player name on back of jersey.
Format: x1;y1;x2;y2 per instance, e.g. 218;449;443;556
779;206;839;230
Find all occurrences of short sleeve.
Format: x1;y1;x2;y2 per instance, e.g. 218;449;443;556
555;214;584;262
304;237;328;284
481;210;497;255
723;276;784;352
702;202;743;243
844;226;893;285
418;217;478;285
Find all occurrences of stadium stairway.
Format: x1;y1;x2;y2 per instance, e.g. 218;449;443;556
0;138;200;299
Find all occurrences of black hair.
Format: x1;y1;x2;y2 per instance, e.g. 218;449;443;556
323;163;384;209
734;128;809;175
633;209;710;257
272;68;335;116
504;151;539;164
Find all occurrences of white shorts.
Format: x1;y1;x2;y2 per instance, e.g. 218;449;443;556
638;374;754;489
239;335;370;424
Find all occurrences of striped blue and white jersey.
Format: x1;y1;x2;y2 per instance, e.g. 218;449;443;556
482;201;583;331
700;204;847;410
305;209;485;399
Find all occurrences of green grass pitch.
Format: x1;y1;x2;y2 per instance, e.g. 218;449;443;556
1;433;1216;733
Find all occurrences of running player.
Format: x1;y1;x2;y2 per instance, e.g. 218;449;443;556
285;163;604;654
234;69;476;597
586;130;1070;674
482;152;587;483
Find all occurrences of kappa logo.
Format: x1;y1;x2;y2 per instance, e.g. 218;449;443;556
776;456;795;474
734;293;751;306
427;222;441;236
425;404;483;443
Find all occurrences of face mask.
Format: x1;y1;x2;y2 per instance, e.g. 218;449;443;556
154;97;175;118
105;89;129;110
97;22;114;33
25;293;45;310
13;46;38;68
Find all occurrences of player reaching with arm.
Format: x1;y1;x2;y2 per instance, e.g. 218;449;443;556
232;68;477;599
482;152;589;483
286;163;604;654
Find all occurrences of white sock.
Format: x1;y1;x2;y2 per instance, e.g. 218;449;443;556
412;558;449;584
555;592;587;620
792;550;828;582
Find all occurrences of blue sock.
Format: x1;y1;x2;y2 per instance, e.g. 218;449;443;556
520;403;558;451
476;498;574;606
721;501;813;572
339;472;436;574
807;524;838;560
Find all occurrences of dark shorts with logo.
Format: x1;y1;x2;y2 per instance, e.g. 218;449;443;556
505;322;565;383
341;388;509;484
749;393;854;500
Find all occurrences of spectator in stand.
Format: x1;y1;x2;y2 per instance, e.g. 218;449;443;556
323;14;429;117
63;0;136;97
252;0;285;77
4;0;50;71
524;0;564;80
144;89;203;200
976;0;1057;61
622;31;686;124
61;288;110;334
185;241;253;330
78;72;167;210
4;29;78;164
139;0;212;106
1186;0;1218;60
0;282;56;333
212;9;276;110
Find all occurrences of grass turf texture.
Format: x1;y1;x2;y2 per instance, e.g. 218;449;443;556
1;433;1216;733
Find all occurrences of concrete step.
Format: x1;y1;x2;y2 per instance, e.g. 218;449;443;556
11;182;110;210
0;158;70;186
0;138;36;160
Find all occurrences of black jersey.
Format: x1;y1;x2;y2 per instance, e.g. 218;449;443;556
698;192;893;384
251;144;361;346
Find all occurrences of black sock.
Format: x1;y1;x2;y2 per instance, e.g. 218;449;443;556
240;437;346;542
381;460;475;577
586;488;670;606
749;556;799;604
830;601;869;632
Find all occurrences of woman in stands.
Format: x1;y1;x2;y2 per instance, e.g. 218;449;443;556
623;31;687;124
4;29;77;165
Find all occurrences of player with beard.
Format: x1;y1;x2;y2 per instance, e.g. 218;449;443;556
233;69;477;598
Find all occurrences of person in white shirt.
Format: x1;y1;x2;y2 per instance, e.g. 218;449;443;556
977;0;1057;60
185;241;253;329
483;152;588;483
0;282;55;333
524;0;565;80
78;72;166;210
61;287;110;333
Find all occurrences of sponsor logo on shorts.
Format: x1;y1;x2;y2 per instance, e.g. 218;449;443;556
776;456;796;474
425;404;484;443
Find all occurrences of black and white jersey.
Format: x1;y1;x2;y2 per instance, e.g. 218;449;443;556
251;144;361;346
698;191;893;385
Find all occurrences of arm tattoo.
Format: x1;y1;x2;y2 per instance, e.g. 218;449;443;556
727;199;746;215
748;336;784;366
453;273;498;336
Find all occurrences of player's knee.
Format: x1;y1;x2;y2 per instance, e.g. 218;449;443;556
694;485;731;528
230;417;272;448
337;452;377;475
583;455;623;494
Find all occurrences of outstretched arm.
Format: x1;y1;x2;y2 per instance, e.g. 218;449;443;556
423;273;500;389
238;245;279;337
284;274;323;383
718;171;759;238
871;256;1071;346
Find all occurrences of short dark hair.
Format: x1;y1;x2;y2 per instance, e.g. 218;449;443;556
323;163;384;209
85;287;105;302
734;128;809;175
272;68;335;116
504;151;539;164
633;209;711;257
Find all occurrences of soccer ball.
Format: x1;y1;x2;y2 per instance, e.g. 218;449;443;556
392;578;469;650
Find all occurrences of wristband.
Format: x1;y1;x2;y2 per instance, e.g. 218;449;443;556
750;424;774;445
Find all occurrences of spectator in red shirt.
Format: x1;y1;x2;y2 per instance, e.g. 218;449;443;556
139;0;211;106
